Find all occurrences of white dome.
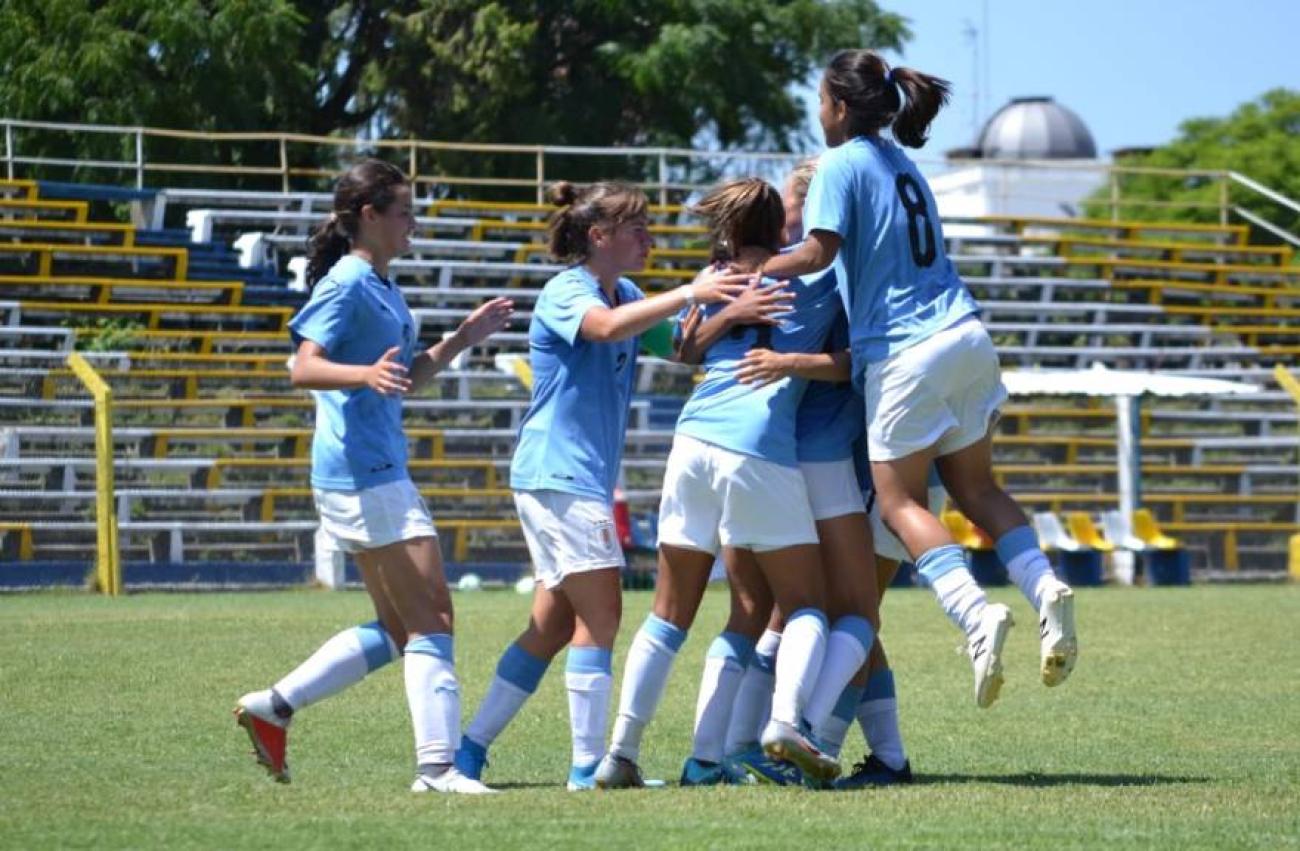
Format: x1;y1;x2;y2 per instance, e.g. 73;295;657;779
977;97;1097;160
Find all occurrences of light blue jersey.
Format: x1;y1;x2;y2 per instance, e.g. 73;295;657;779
803;136;978;379
288;255;417;491
675;268;842;468
510;266;644;503
795;308;864;463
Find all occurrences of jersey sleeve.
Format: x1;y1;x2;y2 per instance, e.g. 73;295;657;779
288;278;359;352
537;275;608;345
803;148;856;239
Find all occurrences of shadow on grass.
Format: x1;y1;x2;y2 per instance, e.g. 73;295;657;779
488;781;568;790
916;772;1208;787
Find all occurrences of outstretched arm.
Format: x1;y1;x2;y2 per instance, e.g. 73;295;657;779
410;297;514;391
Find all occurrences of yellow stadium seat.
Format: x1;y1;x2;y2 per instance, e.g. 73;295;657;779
942;511;993;550
1131;509;1180;550
1067;512;1114;552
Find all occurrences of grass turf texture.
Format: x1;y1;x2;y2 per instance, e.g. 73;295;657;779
2;586;1298;849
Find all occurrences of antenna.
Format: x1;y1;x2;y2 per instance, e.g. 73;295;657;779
962;18;980;139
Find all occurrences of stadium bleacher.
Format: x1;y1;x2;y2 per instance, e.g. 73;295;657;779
0;176;1296;587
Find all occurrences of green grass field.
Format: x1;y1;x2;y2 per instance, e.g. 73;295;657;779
2;585;1298;849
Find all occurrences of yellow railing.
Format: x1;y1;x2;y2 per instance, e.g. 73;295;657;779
66;353;121;595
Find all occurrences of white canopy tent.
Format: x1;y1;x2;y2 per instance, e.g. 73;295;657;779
1001;363;1263;524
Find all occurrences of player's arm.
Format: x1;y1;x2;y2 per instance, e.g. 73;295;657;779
290;340;411;395
756;229;842;281
578;267;750;344
674;281;793;365
409;297;514;391
736;348;851;387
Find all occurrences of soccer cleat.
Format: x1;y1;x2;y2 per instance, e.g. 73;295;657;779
453;737;489;781
234;690;290;783
1039;584;1077;687
730;744;804;786
719;757;755;786
760;720;841;783
679;757;728;787
567;761;599;791
968;603;1014;709
729;744;803;786
411;768;497;795
834;754;914;789
593;753;646;789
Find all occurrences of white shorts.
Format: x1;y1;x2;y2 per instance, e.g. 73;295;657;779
799;459;866;521
514;489;625;590
868;481;950;564
658;434;818;554
865;316;1007;461
313;478;438;554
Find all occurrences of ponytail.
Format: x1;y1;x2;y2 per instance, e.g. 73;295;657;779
305;215;351;289
891;66;952;149
304;158;409;290
823;50;951;149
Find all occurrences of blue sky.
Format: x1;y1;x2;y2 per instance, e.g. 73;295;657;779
801;0;1298;162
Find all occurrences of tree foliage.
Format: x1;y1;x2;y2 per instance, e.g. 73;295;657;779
0;0;908;187
1091;89;1300;241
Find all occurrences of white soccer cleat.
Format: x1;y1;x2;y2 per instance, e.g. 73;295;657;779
1038;584;1077;687
968;604;1014;709
411;768;498;795
760;720;841;783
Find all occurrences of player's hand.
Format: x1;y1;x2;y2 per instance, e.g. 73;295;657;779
688;265;753;304
364;346;411;396
720;281;792;326
456;297;514;346
736;348;794;387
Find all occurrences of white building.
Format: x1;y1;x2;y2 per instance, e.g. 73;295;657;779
929;96;1105;222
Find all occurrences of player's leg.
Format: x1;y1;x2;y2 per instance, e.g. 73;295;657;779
365;535;492;794
599;436;721;788
599;543;714;788
682;547;771;786
455;582;571;781
937;434;1076;687
561;566;623;789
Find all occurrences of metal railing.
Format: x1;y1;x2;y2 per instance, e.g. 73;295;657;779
65;352;120;596
3;117;1298;243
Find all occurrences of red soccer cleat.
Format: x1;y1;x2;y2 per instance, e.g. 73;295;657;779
234;691;291;783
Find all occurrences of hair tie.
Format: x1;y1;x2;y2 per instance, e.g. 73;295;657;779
884;68;893;84
328;212;339;224
885;69;908;111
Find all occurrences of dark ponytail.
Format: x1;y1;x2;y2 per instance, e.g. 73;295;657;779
306;158;410;289
823;50;951;149
547;180;648;263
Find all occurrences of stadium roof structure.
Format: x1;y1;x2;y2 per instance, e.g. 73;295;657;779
1003;364;1262;526
1002;362;1261;399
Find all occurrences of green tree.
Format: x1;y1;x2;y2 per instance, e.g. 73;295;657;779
1091;89;1300;241
0;0;908;189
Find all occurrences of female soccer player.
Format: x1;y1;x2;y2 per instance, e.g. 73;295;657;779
595;178;852;789
452;181;751;791
234;159;513;794
686;160;908;787
758;50;1077;709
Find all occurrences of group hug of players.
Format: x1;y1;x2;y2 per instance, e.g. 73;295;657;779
233;49;1078;794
